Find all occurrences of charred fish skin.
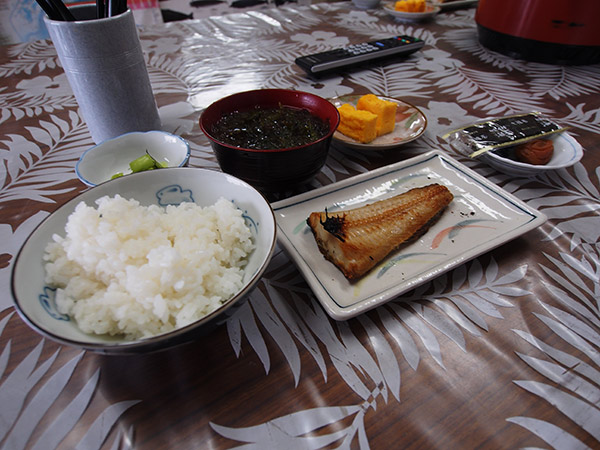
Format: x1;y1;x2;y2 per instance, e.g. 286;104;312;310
307;184;454;280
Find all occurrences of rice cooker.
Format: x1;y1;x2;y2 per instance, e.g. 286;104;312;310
475;0;600;65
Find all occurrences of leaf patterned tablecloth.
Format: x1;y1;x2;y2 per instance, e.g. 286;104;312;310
1;3;599;449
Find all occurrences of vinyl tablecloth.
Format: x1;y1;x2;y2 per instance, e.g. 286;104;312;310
1;3;600;449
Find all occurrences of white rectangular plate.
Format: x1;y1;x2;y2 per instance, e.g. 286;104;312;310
272;151;546;320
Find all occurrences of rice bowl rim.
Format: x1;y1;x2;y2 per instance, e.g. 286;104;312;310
10;167;277;354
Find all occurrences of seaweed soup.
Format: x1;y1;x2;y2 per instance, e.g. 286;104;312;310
211;105;330;150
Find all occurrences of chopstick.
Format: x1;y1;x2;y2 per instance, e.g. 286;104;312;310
37;0;60;19
96;0;104;18
35;0;75;20
113;0;128;16
36;0;127;20
35;0;61;20
52;0;76;20
101;0;128;17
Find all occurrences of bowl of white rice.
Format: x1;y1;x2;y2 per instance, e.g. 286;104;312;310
11;168;276;354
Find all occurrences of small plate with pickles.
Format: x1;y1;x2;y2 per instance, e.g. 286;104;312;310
76;130;190;187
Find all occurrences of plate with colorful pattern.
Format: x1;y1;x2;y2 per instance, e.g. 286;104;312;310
383;2;441;21
272;150;546;320
330;95;427;150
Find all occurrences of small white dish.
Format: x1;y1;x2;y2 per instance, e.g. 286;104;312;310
383;2;441;21
11;168;277;354
479;131;583;177
330;95;427;150
272;150;546;320
76;130;190;187
352;0;381;8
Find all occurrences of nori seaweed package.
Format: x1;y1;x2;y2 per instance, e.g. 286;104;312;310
441;112;568;158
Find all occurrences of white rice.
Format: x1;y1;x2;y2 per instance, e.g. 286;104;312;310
43;195;254;339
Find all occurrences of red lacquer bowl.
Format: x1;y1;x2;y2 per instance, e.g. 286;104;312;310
200;89;340;192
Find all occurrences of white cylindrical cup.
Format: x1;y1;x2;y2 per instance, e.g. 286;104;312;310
44;5;161;144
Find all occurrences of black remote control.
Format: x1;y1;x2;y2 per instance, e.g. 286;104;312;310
295;35;424;75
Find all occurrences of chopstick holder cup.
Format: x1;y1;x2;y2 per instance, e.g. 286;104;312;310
44;5;161;144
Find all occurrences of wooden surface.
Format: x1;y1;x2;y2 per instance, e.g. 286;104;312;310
1;3;600;449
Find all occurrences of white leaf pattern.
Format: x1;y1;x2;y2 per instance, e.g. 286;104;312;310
409;303;466;352
430;299;482;337
390;304;446;369
512;329;600;385
0;329;138;449
377;308;420;371
266;287;328;381
3;352;84;449
0;314;12;380
0;112;89;204
516;352;600;404
0;342;55;438
209;405;365;449
298;301;373;400
0;42;58;78
356;315;401;402
249;288;303;386
561;103;600;135
506;417;589;449
538;302;600;347
232;299;272;373
510;242;600;446
74;400;141;450
534;313;600;367
31;369;100;450
216;255;531;446
513;380;600;441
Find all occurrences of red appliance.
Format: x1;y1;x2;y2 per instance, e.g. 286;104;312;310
475;0;600;65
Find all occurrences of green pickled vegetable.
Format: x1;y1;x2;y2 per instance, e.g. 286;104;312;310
111;150;168;180
130;153;156;172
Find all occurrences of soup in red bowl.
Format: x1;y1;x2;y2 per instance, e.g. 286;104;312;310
200;89;340;192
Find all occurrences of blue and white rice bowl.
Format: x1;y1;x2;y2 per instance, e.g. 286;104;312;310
76;130;190;187
11;168;276;354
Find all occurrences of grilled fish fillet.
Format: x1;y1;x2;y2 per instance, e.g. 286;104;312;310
307;184;453;280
